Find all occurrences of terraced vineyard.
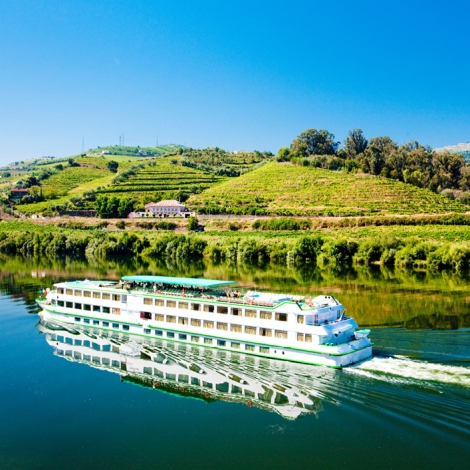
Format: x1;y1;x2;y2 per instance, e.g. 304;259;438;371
41;167;110;197
97;157;227;198
189;163;466;215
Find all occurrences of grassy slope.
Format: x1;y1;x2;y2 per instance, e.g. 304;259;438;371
189;163;466;215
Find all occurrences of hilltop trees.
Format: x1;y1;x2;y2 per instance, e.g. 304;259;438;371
281;127;470;198
291;129;339;157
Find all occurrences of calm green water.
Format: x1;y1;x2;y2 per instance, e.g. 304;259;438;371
1;255;470;469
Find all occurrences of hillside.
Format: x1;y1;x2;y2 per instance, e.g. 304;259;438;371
5;147;271;215
188;163;466;216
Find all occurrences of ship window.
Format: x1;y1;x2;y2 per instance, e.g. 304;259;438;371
144;328;151;334
178;317;189;325
83;304;91;311
93;292;101;299
232;307;241;316
217;322;228;331
103;321;109;327
231;342;241;349
83;291;91;298
58;300;64;307
178;374;189;383
66;302;73;308
144;298;153;305
217;340;226;347
155;314;164;322
74;352;82;360
204;304;215;313
297;333;304;341
275;313;288;322
230;324;242;333
112;294;120;301
204;338;213;344
84;318;90;324
297;315;304;324
141;312;152;320
113;323;119;329
74;317;81;322
275;330;288;339
191;336;200;343
245;326;256;335
154;330;163;336
191;303;201;311
93;320;99;326
167;332;175;338
102;307;110;314
66;289;73;295
245;309;257;318
203;320;214;329
167;301;177;308
155;299;165;307
102;293;110;300
112;308;120;315
245;344;255;352
217;306;228;314
179;334;187;340
112;360;120;367
178;301;188;309
260;347;270;354
93;305;100;312
166;373;176;380
260;328;272;337
260;311;272;320
166;315;176;323
74;290;82;297
57;288;64;294
305;334;312;343
191;319;201;327
123;325;130;331
74;338;82;345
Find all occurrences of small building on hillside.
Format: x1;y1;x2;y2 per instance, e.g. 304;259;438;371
10;188;29;200
128;200;195;218
145;200;188;216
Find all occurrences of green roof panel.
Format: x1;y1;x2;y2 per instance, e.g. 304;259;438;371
121;275;237;288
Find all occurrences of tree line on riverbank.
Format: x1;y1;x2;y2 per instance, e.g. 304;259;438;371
2;227;470;273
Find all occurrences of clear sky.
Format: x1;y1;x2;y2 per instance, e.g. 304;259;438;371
1;0;469;165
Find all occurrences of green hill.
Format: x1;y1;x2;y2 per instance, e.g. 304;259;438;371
188;162;466;216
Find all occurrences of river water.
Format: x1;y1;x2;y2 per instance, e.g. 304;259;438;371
1;255;470;469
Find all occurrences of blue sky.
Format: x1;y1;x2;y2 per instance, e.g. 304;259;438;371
1;0;469;165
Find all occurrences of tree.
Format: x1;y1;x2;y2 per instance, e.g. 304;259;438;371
362;136;398;175
276;147;291;161
187;216;199;231
344;129;368;158
290;129;339;157
107;160;119;173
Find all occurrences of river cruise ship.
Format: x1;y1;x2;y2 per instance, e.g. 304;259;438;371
36;275;372;368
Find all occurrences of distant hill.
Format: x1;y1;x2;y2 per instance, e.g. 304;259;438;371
188;162;466;216
434;143;470;163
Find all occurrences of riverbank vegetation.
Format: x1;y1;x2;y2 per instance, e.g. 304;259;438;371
2;220;470;274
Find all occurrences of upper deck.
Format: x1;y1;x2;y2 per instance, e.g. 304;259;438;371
53;276;340;314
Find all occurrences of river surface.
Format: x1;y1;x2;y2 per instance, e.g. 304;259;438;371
1;255;470;469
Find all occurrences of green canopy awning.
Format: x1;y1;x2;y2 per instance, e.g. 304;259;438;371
121;275;237;288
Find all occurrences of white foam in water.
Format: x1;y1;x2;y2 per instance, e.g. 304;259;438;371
347;356;470;387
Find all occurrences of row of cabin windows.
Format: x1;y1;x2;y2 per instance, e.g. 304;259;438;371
55;300;121;315
73;317;130;331
142;297;288;321
142;312;288;339
144;329;270;353
57;288;122;302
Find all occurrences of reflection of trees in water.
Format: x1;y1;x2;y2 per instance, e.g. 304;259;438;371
2;253;470;328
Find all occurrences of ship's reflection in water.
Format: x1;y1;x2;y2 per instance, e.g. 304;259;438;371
37;321;335;420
